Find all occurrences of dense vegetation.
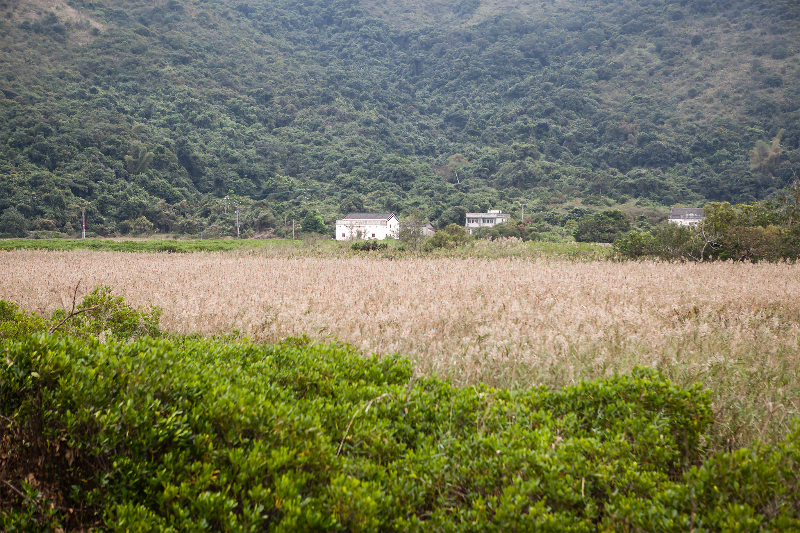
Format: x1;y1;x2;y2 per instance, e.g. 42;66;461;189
0;284;162;343
615;187;800;261
0;236;291;253
3;329;800;531
1;0;799;239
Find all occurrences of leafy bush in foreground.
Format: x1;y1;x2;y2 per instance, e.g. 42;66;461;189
2;335;799;531
0;300;48;342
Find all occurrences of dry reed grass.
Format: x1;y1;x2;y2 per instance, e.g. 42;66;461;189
2;249;799;449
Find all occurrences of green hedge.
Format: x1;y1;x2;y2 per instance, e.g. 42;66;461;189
350;239;388;252
2;335;799;531
0;238;280;253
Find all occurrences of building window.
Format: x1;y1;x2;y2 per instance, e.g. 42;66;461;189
372;233;376;238
342;233;346;237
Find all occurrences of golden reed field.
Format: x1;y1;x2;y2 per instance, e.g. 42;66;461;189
2;248;800;447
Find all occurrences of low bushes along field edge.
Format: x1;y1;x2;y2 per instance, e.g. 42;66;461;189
0;238;275;253
0;237;611;260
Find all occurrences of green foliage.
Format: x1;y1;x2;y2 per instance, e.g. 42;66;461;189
0;300;48;342
124;141;155;175
0;238;291;253
130;215;154;236
2;335;800;531
573;210;632;243
749;130;785;176
0;0;797;238
50;285;162;341
424;223;472;250
0;207;29;238
301;209;327;235
0;285;161;342
614;190;800;261
473;222;540;242
351;239;388;251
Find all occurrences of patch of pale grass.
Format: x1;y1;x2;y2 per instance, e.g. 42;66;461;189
2;250;799;450
12;0;106;43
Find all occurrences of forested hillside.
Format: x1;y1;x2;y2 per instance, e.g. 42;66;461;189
0;0;798;237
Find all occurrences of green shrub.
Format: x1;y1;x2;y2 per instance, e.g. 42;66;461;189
0;300;48;341
473;222;540;242
613;223;700;261
301;209;328;235
573;210;632;243
351;239;388;251
423;223;472;250
0;286;161;342
48;285;162;341
3;335;798;531
0;239;274;253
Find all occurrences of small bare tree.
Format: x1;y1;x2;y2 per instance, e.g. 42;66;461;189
398;216;427;250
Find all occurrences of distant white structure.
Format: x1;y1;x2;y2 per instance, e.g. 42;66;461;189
668;208;704;226
336;212;399;240
465;210;510;234
407;221;436;237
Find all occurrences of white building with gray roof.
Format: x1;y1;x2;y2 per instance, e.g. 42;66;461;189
335;212;399;240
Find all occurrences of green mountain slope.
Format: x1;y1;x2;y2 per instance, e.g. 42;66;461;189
0;0;798;237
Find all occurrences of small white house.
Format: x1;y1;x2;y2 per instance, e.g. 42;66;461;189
465;210;510;234
668;208;704;226
336;213;399;240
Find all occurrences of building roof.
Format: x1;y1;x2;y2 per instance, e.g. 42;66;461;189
669;208;704;219
404;221;435;228
341;212;396;220
465;212;510;217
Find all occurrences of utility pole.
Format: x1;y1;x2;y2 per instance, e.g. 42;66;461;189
223;196;241;237
292;219;295;240
82;208;86;239
519;203;527;223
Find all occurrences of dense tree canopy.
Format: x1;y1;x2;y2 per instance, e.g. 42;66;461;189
0;0;798;238
574;210;632;243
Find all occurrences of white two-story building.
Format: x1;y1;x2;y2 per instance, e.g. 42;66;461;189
465;210;510;234
668;208;704;226
335;212;399;240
